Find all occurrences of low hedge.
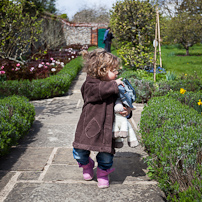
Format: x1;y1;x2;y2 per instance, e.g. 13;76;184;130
0;56;83;100
139;96;202;201
0;95;35;156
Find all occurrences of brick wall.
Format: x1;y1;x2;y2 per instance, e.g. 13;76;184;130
62;20;107;46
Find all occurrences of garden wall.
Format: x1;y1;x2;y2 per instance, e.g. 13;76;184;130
61;20;108;46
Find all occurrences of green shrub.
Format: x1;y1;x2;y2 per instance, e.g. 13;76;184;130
140;96;202;201
0;95;35;155
0;56;83;100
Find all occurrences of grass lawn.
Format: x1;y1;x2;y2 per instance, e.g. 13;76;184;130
161;44;202;79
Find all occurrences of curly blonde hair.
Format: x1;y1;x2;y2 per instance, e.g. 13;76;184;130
81;49;120;79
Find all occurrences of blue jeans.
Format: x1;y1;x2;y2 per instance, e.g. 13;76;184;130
73;148;114;170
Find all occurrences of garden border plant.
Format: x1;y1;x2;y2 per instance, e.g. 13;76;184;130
139;96;202;201
0;95;35;156
118;73;202;103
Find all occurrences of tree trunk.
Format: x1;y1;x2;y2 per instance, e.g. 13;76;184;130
186;48;189;56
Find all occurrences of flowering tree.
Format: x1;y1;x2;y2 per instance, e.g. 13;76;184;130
0;0;42;64
110;0;156;69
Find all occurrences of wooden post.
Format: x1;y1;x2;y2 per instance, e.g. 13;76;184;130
154;7;158;82
157;8;162;67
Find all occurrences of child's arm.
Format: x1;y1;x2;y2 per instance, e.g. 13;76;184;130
83;80;119;102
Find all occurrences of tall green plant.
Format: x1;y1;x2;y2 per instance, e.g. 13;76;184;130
110;0;155;69
0;0;42;63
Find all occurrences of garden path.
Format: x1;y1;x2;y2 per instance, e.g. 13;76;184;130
0;70;166;201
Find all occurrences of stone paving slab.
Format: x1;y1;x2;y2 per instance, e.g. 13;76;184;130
43;147;150;183
18;123;76;148
4;183;166;202
17;172;42;181
52;148;76;165
43;165;83;181
37;102;82;124
0;148;53;171
0;172;16;192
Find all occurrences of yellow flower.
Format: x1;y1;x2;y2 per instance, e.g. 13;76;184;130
180;88;186;94
185;74;187;76
198;99;202;106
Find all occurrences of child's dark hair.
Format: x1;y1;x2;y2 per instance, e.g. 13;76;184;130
82;49;120;79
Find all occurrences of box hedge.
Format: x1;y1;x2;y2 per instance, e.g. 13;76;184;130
139;96;202;201
0;95;35;156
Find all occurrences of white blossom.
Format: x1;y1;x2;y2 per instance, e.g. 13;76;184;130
51;68;56;72
61;62;64;67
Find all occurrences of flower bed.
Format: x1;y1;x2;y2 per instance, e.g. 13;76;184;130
139;96;202;201
0;44;88;81
167;90;202;114
0;45;89;100
123;77;202;103
0;56;83;100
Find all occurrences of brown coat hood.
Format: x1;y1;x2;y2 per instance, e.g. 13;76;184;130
73;76;119;154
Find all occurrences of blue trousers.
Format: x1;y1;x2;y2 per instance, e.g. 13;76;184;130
73;148;114;170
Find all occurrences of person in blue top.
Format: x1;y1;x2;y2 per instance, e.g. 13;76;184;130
103;27;114;53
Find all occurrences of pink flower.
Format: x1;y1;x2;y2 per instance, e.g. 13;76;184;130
12;68;14;71
1;66;4;70
44;66;48;69
41;62;44;65
50;58;54;60
30;67;34;72
16;63;20;67
0;71;5;74
46;62;50;65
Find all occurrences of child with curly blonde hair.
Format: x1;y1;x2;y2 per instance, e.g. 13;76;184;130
72;49;131;188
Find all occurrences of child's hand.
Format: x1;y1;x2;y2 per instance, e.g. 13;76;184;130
115;78;124;86
119;107;131;117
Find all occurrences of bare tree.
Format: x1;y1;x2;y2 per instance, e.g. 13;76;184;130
72;4;110;23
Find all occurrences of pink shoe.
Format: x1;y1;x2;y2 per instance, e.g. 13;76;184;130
78;157;94;181
97;167;115;188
